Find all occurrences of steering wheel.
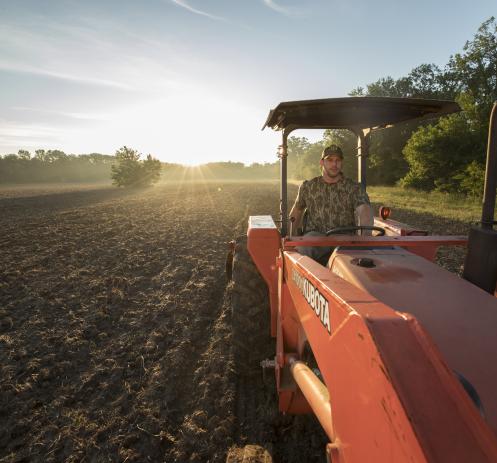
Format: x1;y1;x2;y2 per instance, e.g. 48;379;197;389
325;226;386;236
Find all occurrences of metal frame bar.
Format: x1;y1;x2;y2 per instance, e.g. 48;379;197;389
289;360;333;439
284;235;467;248
279;127;294;237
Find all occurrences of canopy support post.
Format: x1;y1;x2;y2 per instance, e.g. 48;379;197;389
279;129;290;237
357;128;371;189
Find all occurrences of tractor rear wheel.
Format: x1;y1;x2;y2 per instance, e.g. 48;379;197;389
230;235;272;376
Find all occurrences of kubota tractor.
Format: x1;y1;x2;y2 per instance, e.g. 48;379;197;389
228;97;497;462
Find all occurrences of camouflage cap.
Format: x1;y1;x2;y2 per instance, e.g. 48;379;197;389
321;145;343;159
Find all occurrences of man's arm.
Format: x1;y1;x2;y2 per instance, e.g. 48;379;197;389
289;202;304;236
353;183;373;235
355;203;374;235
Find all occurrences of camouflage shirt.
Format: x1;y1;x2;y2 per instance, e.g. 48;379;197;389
295;175;370;234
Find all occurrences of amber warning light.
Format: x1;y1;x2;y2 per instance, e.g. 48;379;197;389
379;206;391;220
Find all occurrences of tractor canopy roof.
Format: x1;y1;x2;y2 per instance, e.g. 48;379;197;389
262;96;460;132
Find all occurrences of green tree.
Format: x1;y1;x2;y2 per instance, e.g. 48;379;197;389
17;150;31;160
111;146;162;187
298;143;324;179
399;18;496;194
349;17;496;191
142;154;162;185
287;136;325;180
347;64;456;185
34;149;46;161
400;108;482;192
0;149;113;184
350;63;455;100
446;17;497;124
287;136;312;179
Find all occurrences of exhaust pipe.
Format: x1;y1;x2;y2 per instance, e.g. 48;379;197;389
482;102;497;230
463;101;497;293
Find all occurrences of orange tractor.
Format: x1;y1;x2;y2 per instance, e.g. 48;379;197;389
229;97;497;462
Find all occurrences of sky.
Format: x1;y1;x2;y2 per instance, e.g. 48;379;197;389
0;0;495;165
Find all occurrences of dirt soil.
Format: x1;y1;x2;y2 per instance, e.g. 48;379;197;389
0;182;470;463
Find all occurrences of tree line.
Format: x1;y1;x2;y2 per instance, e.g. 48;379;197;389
0;150;114;184
0;147;278;185
160;161;278;182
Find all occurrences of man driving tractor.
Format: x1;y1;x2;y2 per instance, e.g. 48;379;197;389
289;144;374;262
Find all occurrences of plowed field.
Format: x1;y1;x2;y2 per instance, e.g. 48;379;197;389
0;182;468;462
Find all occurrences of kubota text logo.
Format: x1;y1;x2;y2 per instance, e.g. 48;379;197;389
292;269;331;334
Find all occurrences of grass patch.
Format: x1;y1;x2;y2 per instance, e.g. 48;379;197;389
368;186;482;224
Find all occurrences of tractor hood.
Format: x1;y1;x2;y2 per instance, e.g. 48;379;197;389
262;96;460;132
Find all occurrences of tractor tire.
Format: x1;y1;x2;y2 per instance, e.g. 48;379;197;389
231;235;272;376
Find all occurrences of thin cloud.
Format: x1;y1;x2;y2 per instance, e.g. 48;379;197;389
262;0;299;16
0;122;62;145
0;22;180;94
12;107;110;121
170;0;226;21
0;61;134;91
